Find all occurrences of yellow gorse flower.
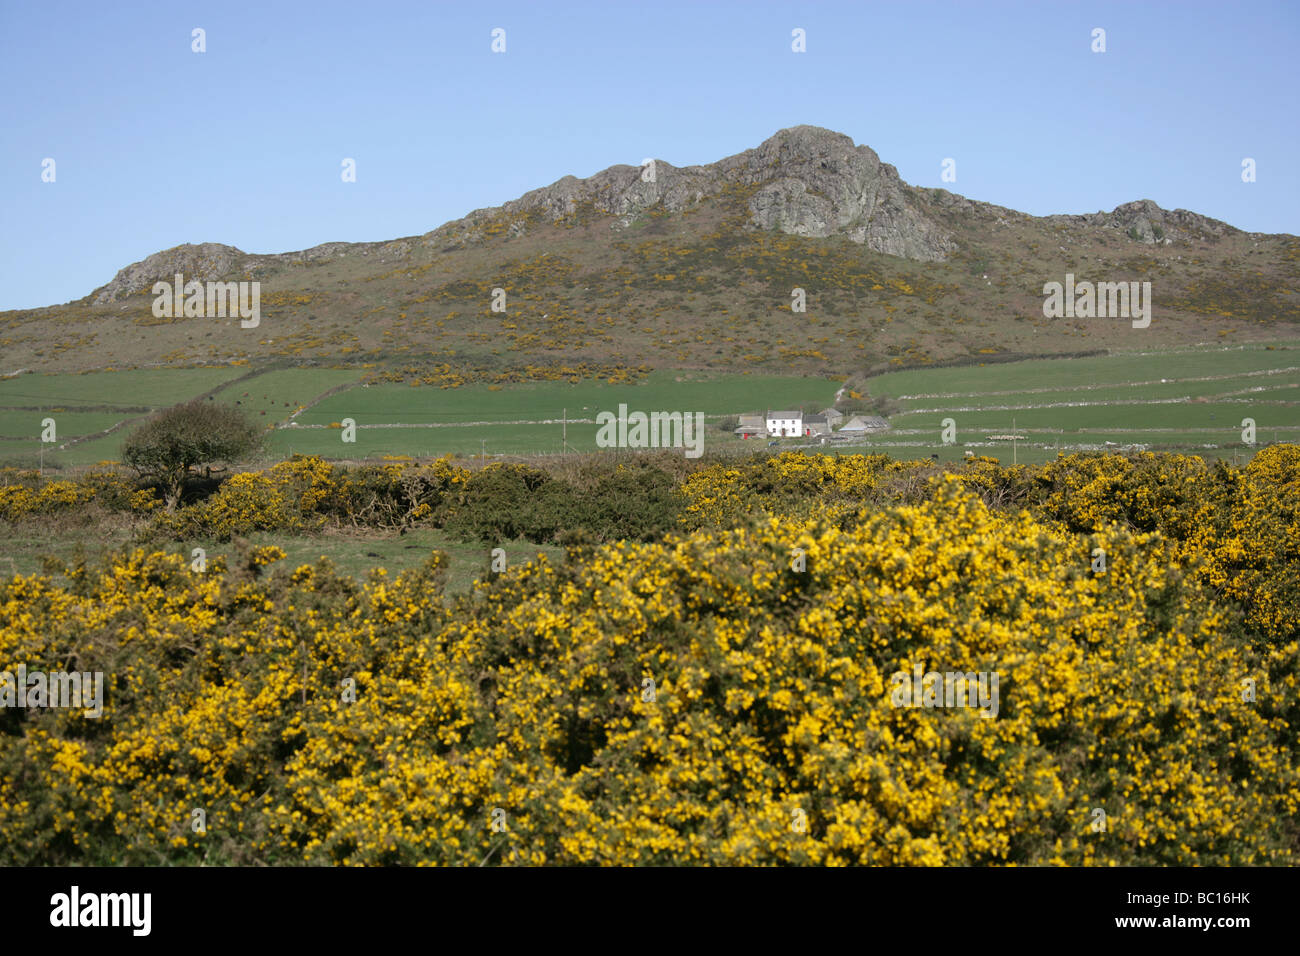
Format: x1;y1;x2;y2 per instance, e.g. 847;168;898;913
0;448;1297;865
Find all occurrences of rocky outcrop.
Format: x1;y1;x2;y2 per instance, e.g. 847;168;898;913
89;235;423;303
722;126;956;260
1045;199;1239;245
435;125;958;261
91;242;249;304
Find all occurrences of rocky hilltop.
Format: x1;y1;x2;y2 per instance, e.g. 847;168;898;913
12;124;1292;378
1044;198;1240;245
91;126;1009;303
89;125;1253;306
466;125;959;261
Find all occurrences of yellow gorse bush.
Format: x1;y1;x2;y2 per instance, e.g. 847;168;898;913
144;454;469;540
0;468;140;522
2;473;1296;866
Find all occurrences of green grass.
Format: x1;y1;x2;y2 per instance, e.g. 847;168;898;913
854;342;1300;460
886;376;1298;409
209;367;367;422
0;366;368;467
0;366;838;463
3;435;142;467
886;406;1296;433
189;528;560;594
272;422;606;458
300;370;839;426
0;410;137;440
0;523;559;596
4;345;1297;467
0;366;250;466
0;367;245;407
870;343;1299;400
274;370;838;458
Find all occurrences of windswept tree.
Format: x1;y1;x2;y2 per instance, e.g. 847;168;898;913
122;400;263;510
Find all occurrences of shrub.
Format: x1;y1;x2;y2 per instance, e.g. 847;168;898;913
582;462;686;543
3;482;1296;865
442;464;556;542
121;401;263;510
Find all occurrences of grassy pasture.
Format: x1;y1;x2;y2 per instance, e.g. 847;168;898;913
0;367;244;407
298;370;839;426
0;521;558;595
0;366;249;466
888;376;1299;408
1;367;838;465
0;367;365;466
0;410;133;440
272;423;607;459
208;367;367;420
3;344;1297;468
845;342;1300;463
282;370;838;458
867;343;1299;397
886;404;1295;433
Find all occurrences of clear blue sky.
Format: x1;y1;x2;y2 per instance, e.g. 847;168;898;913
2;0;1295;310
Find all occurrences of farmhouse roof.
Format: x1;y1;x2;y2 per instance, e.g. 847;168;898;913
766;410;802;419
841;415;890;431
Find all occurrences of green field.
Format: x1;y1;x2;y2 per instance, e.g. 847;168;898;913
836;342;1300;463
868;344;1297;395
298;371;840;426
0;366;253;466
1;368;842;465
208;367;367;419
272;422;608;458
4;345;1298;469
282;370;839;457
0;410;134;440
0;366;245;407
0;366;365;467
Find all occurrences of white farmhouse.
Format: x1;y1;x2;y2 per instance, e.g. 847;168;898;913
766;410;803;437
